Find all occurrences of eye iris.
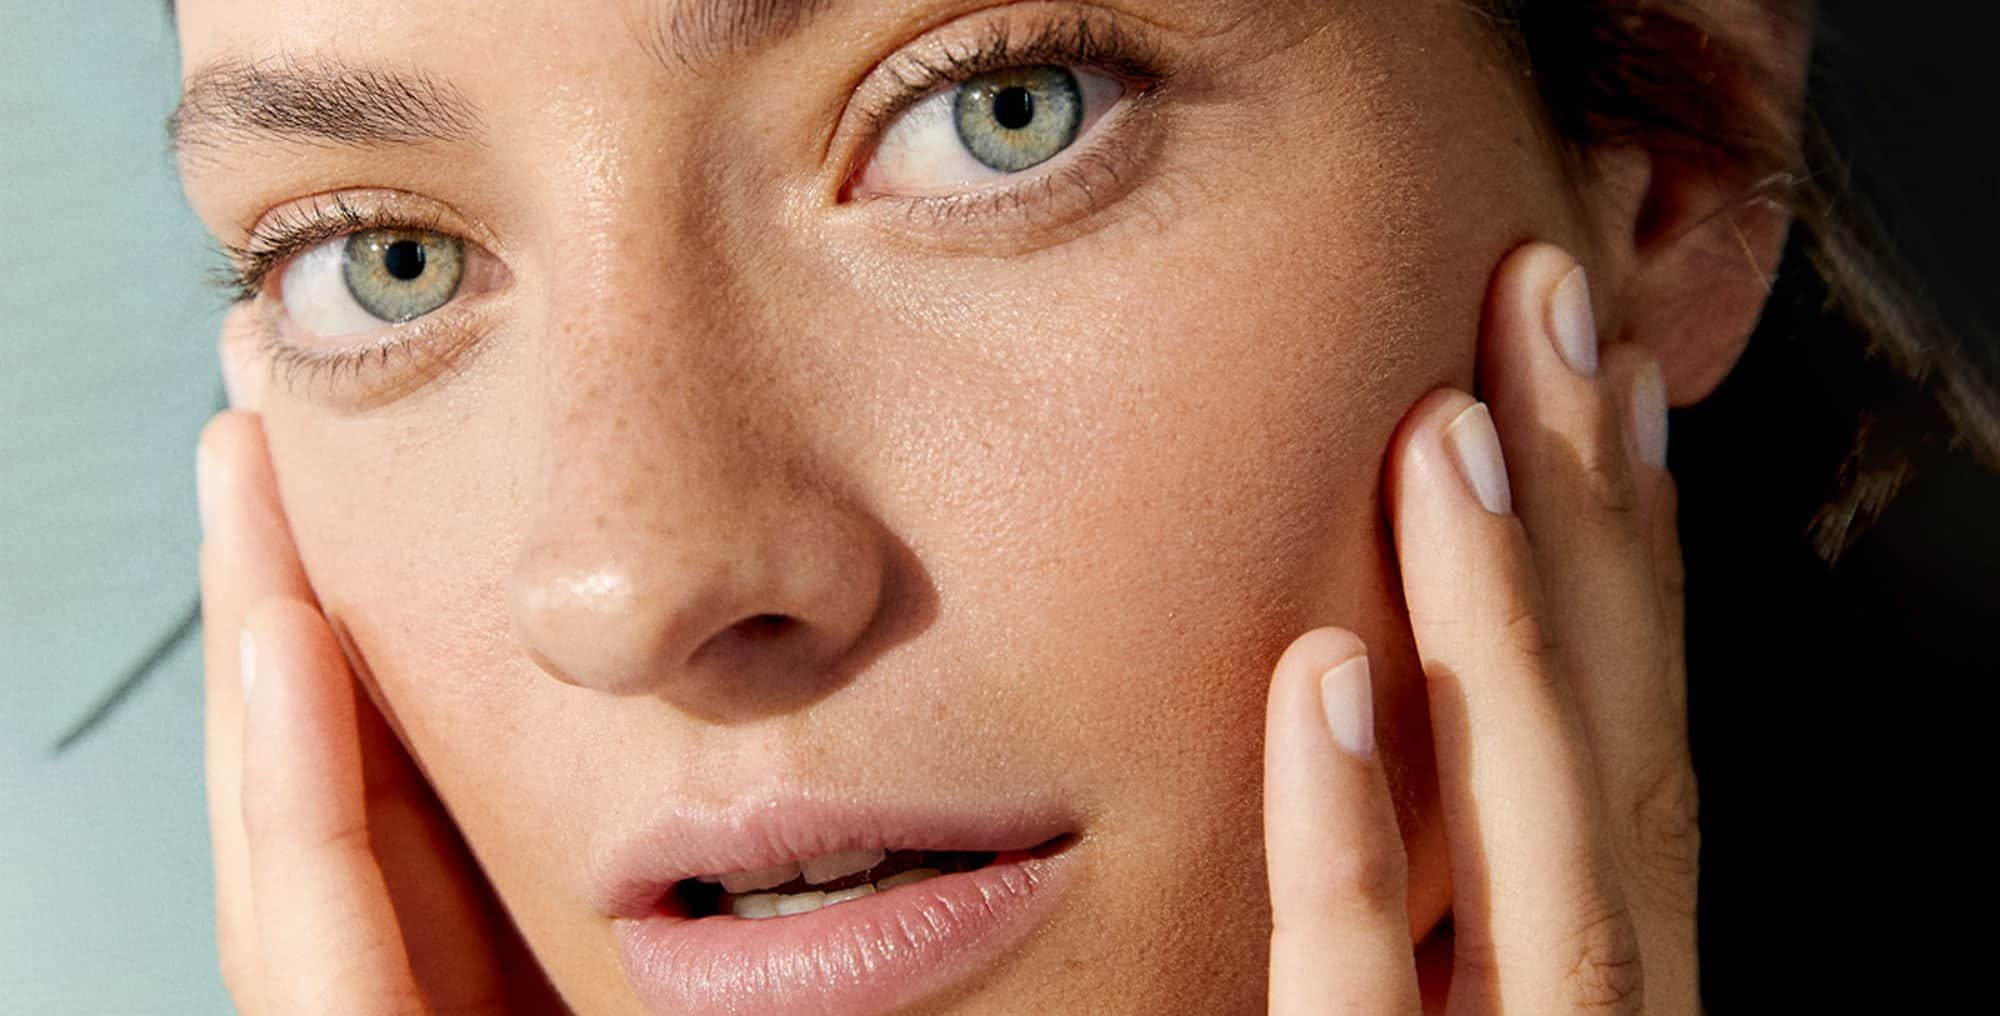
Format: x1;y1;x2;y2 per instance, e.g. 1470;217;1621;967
953;65;1083;173
342;229;465;323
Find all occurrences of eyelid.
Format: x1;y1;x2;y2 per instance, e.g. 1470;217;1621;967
829;4;1170;195
224;188;502;302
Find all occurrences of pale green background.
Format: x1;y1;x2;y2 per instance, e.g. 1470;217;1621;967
2;2;234;1012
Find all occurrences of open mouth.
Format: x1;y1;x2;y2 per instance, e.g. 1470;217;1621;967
668;836;1073;920
607;806;1082;1015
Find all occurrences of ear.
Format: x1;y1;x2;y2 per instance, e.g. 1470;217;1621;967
1583;2;1813;406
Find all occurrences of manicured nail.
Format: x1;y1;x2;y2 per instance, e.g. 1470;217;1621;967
1445;403;1513;515
1549;265;1599;377
1632;360;1669;468
196;442;215;535
1319;656;1375;759
221;356;246;409
239;627;257;703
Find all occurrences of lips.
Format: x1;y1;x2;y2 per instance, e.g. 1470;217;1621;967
592;796;1081;1015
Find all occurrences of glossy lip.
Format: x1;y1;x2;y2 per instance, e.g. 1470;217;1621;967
593;795;1081;1015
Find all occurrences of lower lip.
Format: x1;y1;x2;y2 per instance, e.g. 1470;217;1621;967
612;846;1077;1015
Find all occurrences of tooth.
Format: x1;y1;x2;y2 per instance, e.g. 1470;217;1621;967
719;862;801;893
823;884;876;907
801;848;887;885
775;891;827;916
730;893;781;919
875;868;942;891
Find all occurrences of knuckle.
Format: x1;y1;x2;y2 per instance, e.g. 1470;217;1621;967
1656;548;1687;606
1623;756;1702;917
1323;839;1410;915
1565;902;1646;1012
1583;451;1641;516
1275;841;1409;935
1498;598;1561;675
302;816;379;860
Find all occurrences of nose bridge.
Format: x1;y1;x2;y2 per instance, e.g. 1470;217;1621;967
508;203;888;709
534;194;758;534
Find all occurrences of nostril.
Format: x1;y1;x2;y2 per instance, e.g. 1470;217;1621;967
734;614;796;640
683;613;814;678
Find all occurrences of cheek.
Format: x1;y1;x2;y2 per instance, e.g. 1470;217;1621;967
259;392;529;757
816;107;1486;737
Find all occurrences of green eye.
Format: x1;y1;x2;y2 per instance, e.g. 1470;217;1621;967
952;65;1084;173
341;229;465;323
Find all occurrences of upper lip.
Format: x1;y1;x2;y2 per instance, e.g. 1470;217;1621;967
591;790;1076;919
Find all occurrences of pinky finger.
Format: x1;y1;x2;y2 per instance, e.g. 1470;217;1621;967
1265;628;1422;1016
239;597;424;1016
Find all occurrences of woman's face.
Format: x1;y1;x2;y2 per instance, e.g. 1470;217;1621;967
177;1;1585;1011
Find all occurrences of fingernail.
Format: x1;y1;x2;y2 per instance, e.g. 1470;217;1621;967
220;352;247;409
1319;656;1375;759
1445;402;1513;515
1549;265;1599;377
239;627;257;703
1631;360;1669;468
196;442;215;535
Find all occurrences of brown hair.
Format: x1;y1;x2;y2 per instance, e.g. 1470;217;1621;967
1469;0;2000;558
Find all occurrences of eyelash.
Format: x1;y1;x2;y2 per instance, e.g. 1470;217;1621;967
216;192;451;304
842;12;1165;217
854;11;1162;137
216;9;1166;389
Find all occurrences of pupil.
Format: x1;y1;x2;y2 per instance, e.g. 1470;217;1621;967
992;87;1035;130
382;240;426;281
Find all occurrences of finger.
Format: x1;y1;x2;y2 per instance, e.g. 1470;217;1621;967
241;597;425;1016
1385;390;1643;1014
198;410;313;1009
1628;361;1686;698
1474;246;1699;998
1474;244;1684;786
1265;628;1422;1016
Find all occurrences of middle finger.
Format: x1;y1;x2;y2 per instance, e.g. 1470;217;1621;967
1475;244;1685;792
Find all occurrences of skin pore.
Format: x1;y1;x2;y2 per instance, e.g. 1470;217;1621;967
172;0;1716;1012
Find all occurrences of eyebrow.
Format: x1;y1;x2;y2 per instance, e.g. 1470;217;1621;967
170;56;481;157
171;0;838;158
648;0;837;69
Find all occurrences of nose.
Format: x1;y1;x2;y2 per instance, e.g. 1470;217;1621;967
511;490;891;708
507;259;890;714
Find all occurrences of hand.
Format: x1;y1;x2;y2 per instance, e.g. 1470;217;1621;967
198;412;567;1015
1263;243;1696;1013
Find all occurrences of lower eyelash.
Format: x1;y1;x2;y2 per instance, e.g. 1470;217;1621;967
895;135;1127;227
249;299;400;393
866;88;1166;246
248;290;487;405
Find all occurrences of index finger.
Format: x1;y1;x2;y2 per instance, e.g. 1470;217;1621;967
198;410;314;1006
1264;628;1422;1016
